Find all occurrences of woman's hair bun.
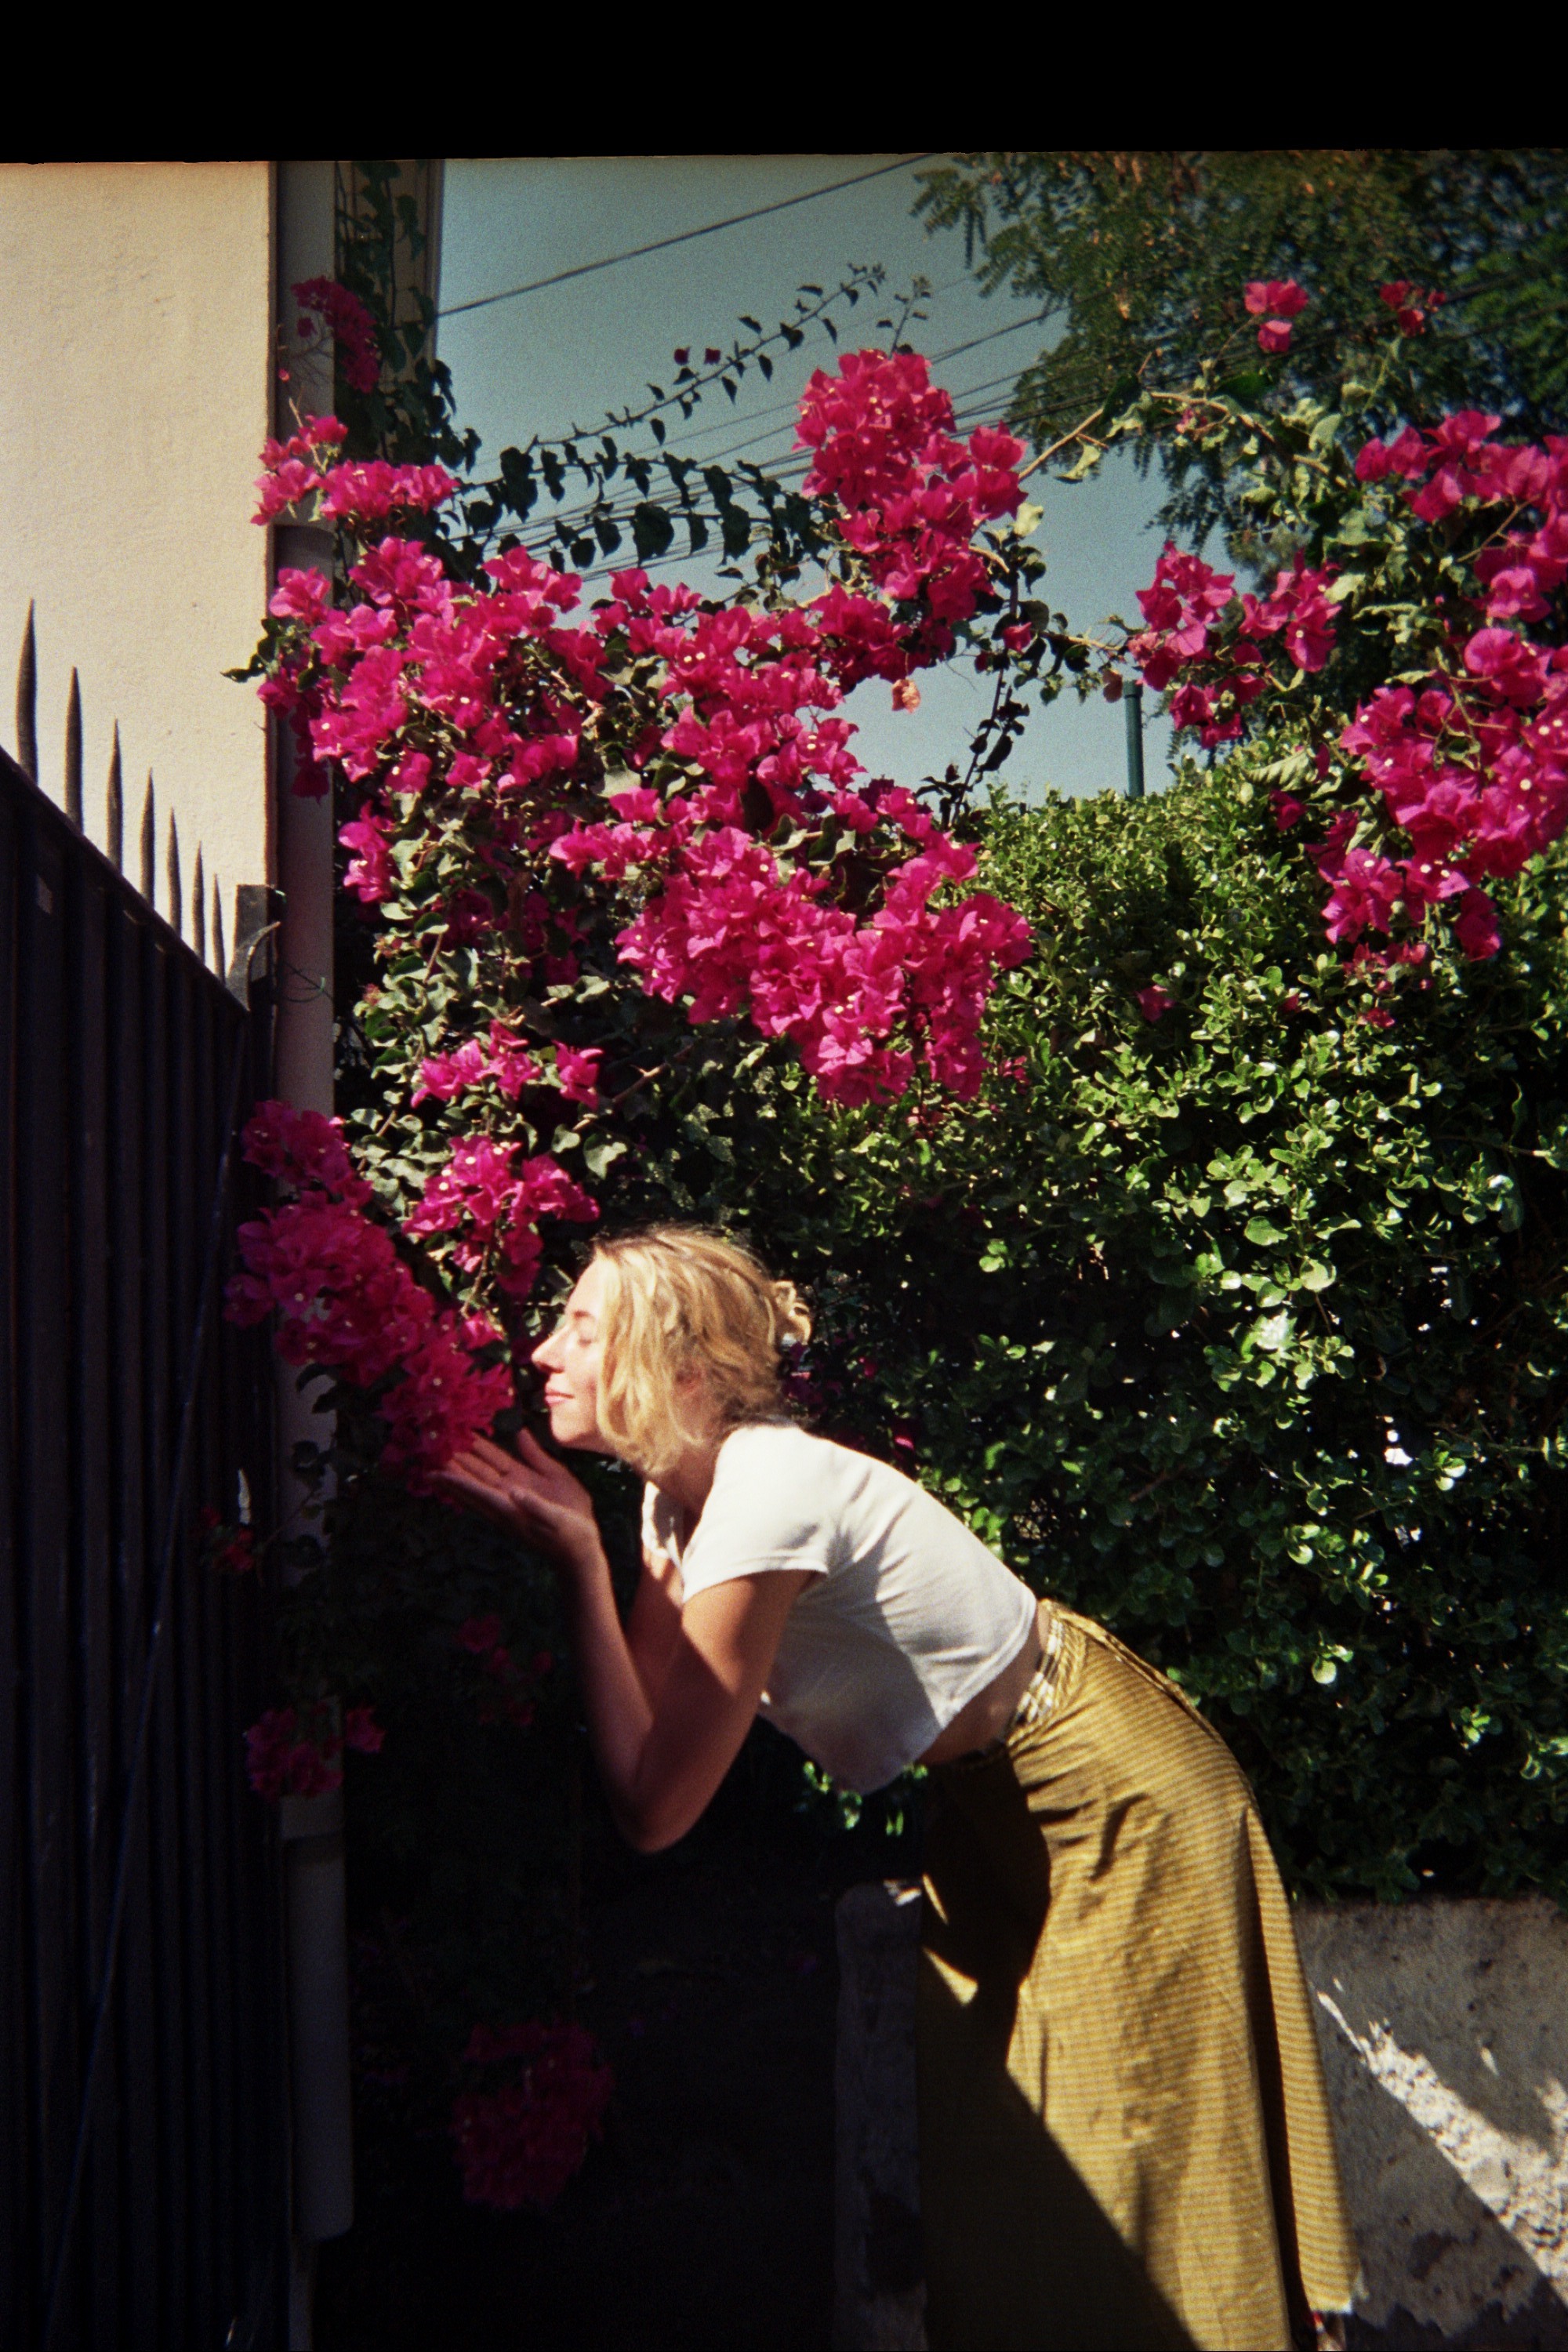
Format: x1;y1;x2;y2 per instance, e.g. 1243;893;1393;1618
769;1279;812;1350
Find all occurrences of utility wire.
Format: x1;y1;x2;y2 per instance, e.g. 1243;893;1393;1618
503;328;1069;546
440;155;940;321
518;376;1029;554
629;307;1053;474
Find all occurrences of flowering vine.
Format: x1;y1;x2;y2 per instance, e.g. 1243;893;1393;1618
1112;285;1568;985
451;2020;614;2210
224;1102;515;1490
229;235;1568;2217
234;345;1040;1483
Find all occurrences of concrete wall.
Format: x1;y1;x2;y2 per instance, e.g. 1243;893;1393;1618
835;1883;1568;2352
1299;1899;1568;2348
0;161;274;956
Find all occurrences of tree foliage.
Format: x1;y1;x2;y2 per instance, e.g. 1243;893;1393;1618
915;150;1568;543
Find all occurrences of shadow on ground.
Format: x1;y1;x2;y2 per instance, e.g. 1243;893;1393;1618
314;1811;879;2352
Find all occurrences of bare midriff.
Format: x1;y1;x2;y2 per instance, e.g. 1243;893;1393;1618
917;1600;1049;1766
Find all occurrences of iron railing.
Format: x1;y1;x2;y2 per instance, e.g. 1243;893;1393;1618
1;739;289;2350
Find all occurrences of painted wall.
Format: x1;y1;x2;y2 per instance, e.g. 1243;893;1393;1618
0;161;274;959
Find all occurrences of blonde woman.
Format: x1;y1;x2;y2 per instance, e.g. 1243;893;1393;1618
437;1225;1358;2352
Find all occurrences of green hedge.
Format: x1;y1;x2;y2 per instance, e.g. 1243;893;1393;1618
740;764;1568;1903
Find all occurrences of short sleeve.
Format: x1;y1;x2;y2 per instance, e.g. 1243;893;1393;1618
677;1425;836;1600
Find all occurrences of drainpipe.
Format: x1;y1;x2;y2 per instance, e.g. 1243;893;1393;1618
1123;681;1146;801
271;158;352;2352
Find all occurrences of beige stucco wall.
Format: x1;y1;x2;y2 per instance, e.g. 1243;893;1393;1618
0;161;274;957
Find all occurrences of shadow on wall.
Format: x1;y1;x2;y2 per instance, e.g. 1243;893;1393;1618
1298;1900;1568;2350
835;1886;1568;2352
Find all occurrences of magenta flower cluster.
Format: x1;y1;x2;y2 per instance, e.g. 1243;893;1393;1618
450;2020;614;2211
251;347;1035;1127
1125;325;1568;968
1325;412;1568;957
1129;543;1341;744
244;1698;384;1800
454;1613;553;1730
290;277;384;395
403;1135;598;1302
1243;278;1308;355
223;1101;517;1489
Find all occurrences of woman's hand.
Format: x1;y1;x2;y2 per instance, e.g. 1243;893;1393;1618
434;1429;602;1572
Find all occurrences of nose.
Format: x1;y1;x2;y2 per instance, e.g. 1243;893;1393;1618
532;1327;564;1373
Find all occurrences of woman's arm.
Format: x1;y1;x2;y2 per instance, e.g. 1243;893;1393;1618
435;1432;811;1852
625;1514;685;1711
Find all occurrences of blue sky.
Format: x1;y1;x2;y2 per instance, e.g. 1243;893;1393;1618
437;154;1173;798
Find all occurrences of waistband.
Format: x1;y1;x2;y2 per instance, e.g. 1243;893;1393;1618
940;1604;1072;1773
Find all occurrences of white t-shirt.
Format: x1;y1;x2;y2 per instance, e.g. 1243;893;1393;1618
641;1421;1038;1793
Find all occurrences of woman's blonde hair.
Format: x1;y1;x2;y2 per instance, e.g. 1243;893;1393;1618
590;1225;811;1479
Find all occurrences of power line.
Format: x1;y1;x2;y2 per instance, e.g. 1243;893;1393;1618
633;307;1053;473
438;154;939;321
514;372;1032;550
497;322;1063;537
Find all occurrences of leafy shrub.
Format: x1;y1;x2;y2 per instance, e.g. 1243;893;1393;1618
747;766;1568;1900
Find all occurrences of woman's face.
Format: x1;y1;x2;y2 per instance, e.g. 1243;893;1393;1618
531;1258;614;1452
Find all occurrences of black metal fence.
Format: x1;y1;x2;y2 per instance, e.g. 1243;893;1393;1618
1;743;288;2349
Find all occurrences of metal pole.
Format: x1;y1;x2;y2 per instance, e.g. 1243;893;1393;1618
274;162;351;2352
1123;682;1146;802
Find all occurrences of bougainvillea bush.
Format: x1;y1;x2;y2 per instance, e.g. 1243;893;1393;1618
767;779;1567;1904
235;227;1566;2207
238;267;1060;2204
746;283;1568;1903
236;339;1044;1480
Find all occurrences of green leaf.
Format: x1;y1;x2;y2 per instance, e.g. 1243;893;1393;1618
630;503;674;561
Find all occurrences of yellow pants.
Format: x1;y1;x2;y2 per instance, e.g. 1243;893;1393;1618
919;1608;1359;2351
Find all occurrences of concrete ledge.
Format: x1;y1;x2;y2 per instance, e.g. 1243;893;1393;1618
835;1882;927;2352
1299;1899;1568;2350
834;1884;1568;2352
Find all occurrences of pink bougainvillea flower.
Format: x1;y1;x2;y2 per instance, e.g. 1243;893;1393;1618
1256;318;1294;356
226;1102;514;1487
1321;848;1403;944
1464;627;1549;710
1243;279;1308;319
1453;884;1502;960
1272;793;1305;831
451;2021;614;2212
292;277;383;394
554;1044;602;1106
1137;984;1174;1022
243;1700;371;1800
1379;281;1430;336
